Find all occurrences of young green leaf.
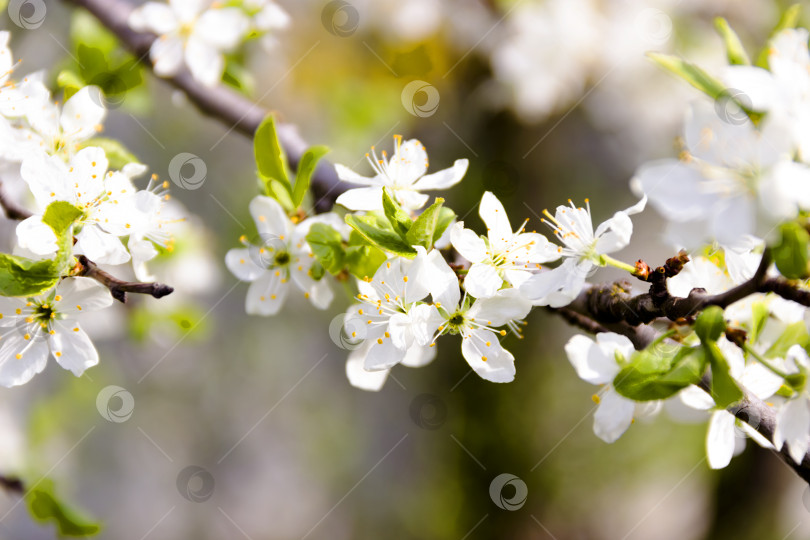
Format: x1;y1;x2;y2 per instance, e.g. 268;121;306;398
306;223;345;274
292;145;329;209
56;70;85;101
42;201;83;236
714;17;751;65
346;231;387;280
267;178;295;212
764;321;810;359
433;206;456;244
614;346;707;401
254;115;290;193
647;52;728;100
26;480;101;537
695;306;726;343
406;197;444;249
705;341;743;407
345;214;417;258
382;187;413;238
772;222;810;279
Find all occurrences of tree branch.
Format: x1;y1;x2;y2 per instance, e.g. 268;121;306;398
76;255;173;303
62;0;344;212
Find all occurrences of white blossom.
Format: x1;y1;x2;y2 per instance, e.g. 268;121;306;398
129;0;249;87
335;135;468;211
0;277;112;387
225;196;335;316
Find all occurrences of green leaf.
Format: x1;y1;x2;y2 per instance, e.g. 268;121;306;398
695;306;726;343
254;115;290;195
26;480;101;537
433;206;456;244
306;223;345;274
345;231;387;280
267;179;294;212
382;187;413;238
705;341;743;407
647;52;728;100
750;300;769;344
0;255;61;297
765;321;810;359
406;198;444;249
345;214;417;258
714;18;750;65
614;346;707;401
772;222;810;279
292;145;329;209
757;4;802;68
42;202;83;236
56;70;85;101
80;138;139;170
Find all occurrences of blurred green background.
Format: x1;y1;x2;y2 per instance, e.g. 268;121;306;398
1;0;810;538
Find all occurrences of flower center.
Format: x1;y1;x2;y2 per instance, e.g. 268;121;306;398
274;251;291;266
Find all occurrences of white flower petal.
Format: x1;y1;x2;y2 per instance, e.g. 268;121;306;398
184;37;224;87
49;320;99;377
0;333;48;388
401;344;437;368
16;216;58;256
412;159;468;190
479;191;512;250
55;277;113;314
707;410;737;469
593;388;635;443
468;288;530;327
75;225;130;265
129;2;179;34
194;8;249;50
450;223;487;263
774;397;810;464
346;343;388;391
335;186;385;211
150;35;185;77
60;87;106;144
364;336;407;371
225;248;264;282
250;195;290;237
565;334;619;385
463;263;502;299
461;328;515;383
245;272;289;316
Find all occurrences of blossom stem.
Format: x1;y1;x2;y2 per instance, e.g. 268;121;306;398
600;255;638;275
742;343;791;380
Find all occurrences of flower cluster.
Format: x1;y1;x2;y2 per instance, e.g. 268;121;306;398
129;0;289;87
0;35;179;386
227;20;810;476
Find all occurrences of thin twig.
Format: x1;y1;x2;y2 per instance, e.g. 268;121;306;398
76;255;173;303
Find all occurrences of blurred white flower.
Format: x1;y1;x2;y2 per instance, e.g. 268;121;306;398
129;0;249;87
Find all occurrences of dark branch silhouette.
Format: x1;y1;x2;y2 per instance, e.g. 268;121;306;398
76;255;173;303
